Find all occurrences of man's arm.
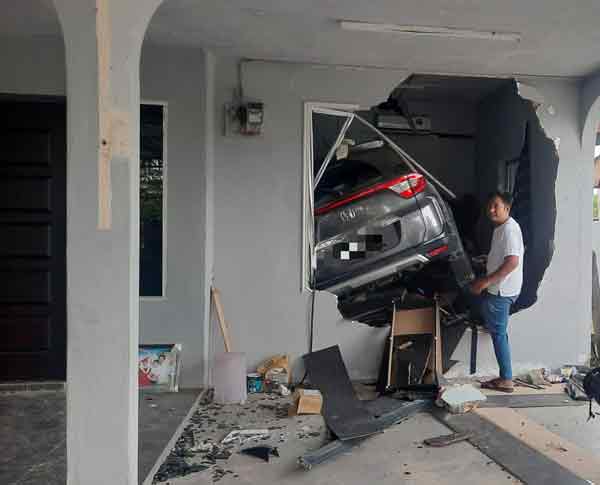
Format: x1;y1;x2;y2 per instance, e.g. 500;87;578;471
470;255;519;295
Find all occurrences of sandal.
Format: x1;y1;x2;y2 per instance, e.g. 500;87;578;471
480;379;514;393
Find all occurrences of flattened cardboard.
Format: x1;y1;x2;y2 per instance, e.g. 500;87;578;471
290;389;323;415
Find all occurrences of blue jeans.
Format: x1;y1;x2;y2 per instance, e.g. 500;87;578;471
478;293;517;380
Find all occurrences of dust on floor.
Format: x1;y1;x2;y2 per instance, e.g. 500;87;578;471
150;391;521;485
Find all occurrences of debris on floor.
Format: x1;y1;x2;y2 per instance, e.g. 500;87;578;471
241;445;279;462
519;368;551;387
257;354;291;392
152;392;326;483
423;431;473;447
296;345;438;468
221;428;270;445
566;369;592;401
290;388;323;416
437;384;486;414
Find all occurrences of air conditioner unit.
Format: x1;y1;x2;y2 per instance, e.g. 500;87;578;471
377;114;431;131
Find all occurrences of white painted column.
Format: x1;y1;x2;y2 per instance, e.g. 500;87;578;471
52;1;162;483
202;50;217;387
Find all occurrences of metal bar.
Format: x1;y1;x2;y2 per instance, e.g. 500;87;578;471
470;324;478;374
314;114;354;188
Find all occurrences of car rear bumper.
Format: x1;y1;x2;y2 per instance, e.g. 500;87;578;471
315;234;452;295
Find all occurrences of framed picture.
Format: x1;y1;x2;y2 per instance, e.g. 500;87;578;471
138;344;182;392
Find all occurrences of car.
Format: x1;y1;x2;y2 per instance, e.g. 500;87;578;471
311;111;474;326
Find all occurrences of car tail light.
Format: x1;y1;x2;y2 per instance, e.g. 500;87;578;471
315;173;426;216
427;244;448;258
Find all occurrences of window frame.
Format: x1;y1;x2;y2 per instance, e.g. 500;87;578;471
140;100;168;301
301;102;359;293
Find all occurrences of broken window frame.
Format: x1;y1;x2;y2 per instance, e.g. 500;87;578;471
301;102;456;292
302;102;359;292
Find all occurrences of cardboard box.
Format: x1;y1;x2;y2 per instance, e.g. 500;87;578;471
393;307;435;336
289;389;323;416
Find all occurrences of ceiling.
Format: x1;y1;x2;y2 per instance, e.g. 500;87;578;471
6;0;600;78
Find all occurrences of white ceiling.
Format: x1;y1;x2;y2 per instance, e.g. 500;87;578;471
6;0;600;77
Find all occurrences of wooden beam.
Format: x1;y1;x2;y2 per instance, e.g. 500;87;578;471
96;0;112;230
211;287;232;352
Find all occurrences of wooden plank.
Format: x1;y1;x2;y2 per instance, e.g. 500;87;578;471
476;407;600;483
96;0;112;230
392;307;434;336
432;408;590;485
211;287;232;352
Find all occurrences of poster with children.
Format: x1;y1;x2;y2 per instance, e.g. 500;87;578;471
138;344;182;392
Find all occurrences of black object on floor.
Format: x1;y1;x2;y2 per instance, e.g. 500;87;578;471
479;393;586;408
303;345;386;440
431;408;590;485
424;431;472;447
241;446;279;462
299;399;431;470
470;323;478;374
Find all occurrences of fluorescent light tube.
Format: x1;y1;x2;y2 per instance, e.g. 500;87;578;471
339;20;521;42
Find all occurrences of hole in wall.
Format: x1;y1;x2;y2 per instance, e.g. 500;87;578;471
309;74;559;326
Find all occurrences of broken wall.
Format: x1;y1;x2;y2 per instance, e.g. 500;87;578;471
213;57;589;378
475;81;559;312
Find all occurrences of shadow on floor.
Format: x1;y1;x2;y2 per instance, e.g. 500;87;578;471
0;388;200;485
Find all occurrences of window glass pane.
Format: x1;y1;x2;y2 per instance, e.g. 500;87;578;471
140;104;164;297
312;112;347;179
314;118;411;208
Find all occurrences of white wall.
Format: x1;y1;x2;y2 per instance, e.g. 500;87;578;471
0;36;210;387
2;34;593;383
213;58;591;380
0;36;65;94
213;59;410;380
139;43;209;388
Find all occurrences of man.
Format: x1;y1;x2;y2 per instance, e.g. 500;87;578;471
470;191;524;393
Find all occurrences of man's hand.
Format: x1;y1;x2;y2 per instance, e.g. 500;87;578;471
471;256;519;295
470;277;490;295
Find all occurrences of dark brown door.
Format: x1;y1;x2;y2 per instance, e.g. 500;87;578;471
0;100;67;381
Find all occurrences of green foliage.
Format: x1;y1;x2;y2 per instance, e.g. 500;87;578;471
140;158;163;223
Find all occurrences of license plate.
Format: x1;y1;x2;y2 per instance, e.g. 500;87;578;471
333;235;383;260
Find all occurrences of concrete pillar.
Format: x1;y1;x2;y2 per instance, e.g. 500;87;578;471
52;1;162;483
202;50;216;387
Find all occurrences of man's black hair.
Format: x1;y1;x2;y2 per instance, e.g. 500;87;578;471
488;190;513;207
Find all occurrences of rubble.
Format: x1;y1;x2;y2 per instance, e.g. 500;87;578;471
437;384;486;414
151;392;325;483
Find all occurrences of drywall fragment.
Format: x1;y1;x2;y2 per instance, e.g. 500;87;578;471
516;82;545;109
438;384;486;414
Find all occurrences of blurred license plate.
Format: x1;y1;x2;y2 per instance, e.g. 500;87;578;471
333;235;383;260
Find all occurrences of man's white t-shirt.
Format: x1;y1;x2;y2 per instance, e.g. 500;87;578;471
486;217;524;297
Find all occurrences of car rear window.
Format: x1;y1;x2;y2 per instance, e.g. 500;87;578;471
315;144;412;207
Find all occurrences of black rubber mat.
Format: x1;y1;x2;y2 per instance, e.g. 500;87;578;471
303;346;387;440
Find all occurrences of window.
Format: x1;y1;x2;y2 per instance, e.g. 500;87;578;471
301;102;416;291
140;103;167;297
302;102;359;291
